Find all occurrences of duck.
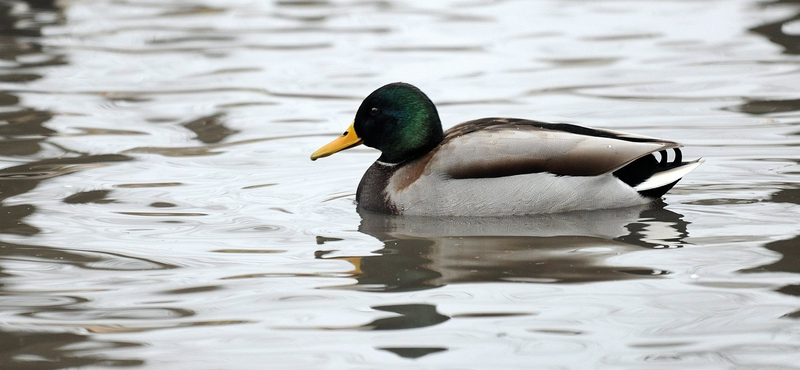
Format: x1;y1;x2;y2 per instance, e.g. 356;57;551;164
311;82;702;216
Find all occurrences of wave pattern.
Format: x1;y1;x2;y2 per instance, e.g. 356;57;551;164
0;0;799;368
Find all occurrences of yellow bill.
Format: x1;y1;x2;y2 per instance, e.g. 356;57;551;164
310;122;363;160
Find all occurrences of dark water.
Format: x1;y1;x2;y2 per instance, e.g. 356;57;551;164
1;0;800;369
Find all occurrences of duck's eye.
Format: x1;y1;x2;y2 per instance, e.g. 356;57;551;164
370;107;379;116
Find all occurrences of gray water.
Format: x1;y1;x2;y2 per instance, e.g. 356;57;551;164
2;0;800;369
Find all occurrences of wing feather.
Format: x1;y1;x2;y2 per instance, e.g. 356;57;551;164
432;118;679;179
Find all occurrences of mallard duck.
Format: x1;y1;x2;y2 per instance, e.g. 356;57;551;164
311;82;702;216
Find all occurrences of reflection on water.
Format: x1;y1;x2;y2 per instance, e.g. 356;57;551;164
0;328;143;369
750;1;800;55
0;110;54;157
355;304;449;331
62;189;114;204
743;183;800;304
318;207;687;292
0;204;38;235
770;185;800;204
0;0;799;368
377;346;448;359
742;234;800;278
0;0;64;71
724;98;800;115
0;154;131;236
0;240;177;271
616;206;690;249
182;113;239;144
742;233;800;318
0;237;174;368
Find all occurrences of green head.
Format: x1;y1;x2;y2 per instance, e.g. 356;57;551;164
353;83;444;164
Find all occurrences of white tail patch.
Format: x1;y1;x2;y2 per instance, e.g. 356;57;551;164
634;159;704;191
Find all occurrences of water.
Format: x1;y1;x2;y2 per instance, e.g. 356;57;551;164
1;0;800;369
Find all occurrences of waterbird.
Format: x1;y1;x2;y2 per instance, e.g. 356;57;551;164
311;82;702;216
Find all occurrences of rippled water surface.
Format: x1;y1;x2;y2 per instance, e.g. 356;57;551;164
2;0;800;369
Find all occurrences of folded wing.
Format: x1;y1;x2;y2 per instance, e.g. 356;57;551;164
434;118;681;179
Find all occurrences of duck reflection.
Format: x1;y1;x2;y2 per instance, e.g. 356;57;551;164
318;206;690;292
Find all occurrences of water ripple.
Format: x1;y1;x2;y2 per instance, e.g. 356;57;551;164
1;241;177;271
2;0;800;368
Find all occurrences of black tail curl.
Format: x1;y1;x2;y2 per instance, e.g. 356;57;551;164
657;148;682;167
614;148;685;189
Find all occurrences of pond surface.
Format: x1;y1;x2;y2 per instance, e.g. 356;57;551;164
2;0;800;369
